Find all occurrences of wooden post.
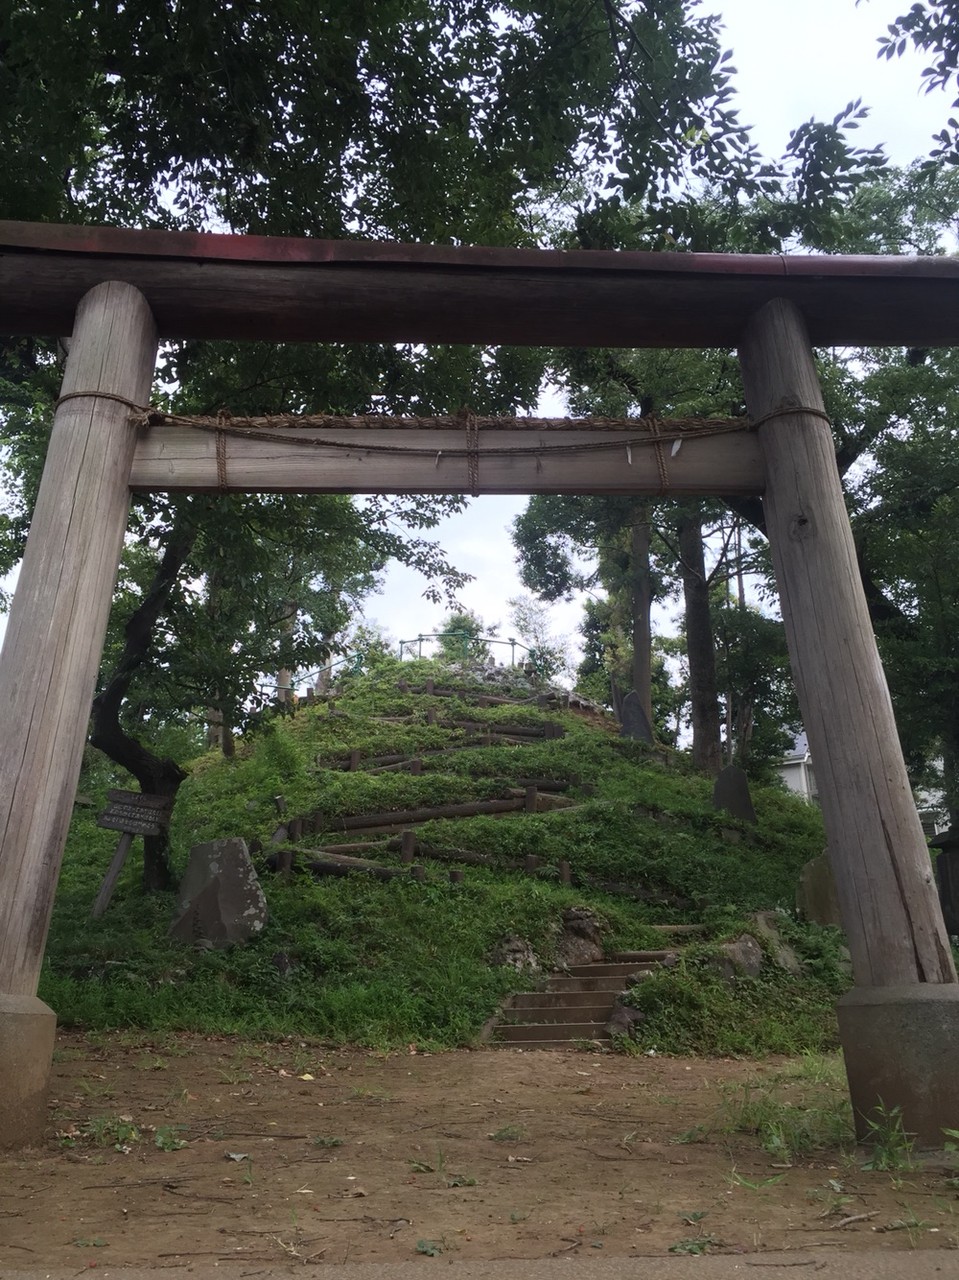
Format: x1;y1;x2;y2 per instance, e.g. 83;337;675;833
400;830;417;863
524;786;538;813
558;860;572;886
90;832;135;920
0;282;157;998
739;298;955;987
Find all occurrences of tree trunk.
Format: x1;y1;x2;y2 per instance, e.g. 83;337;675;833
677;509;723;776
629;509;654;729
90;509;198;893
276;599;297;705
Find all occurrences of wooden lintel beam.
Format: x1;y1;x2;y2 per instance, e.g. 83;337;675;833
130;426;765;496
3;221;959;347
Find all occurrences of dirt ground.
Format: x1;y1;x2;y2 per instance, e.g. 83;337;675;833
2;1032;958;1268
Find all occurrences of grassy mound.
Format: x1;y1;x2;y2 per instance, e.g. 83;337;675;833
43;659;835;1050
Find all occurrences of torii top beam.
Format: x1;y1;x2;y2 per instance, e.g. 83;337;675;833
2;221;959;348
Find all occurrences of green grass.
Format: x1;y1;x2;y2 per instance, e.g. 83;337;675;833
43;660;834;1049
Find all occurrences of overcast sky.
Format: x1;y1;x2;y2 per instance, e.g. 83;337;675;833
357;0;950;665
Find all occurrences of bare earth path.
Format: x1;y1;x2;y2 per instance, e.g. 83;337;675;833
1;1032;957;1269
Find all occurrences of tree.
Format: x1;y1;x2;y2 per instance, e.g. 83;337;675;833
874;0;959;164
512;494;661;727
672;506;724;776
0;0;768;235
507;594;572;684
0;1;903;887
436;610;492;664
711;594;800;775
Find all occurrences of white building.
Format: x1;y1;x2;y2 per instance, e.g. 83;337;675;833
779;730;947;836
778;732;817;803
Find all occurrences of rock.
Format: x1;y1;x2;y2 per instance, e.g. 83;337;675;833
605;999;646;1039
489;934;539;972
712;765;757;824
619;690;653;744
170;838;269;949
796;853;842;927
554;906;605;967
712;933;764;980
749;911;802;976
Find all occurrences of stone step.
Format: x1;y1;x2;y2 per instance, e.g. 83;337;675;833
509;989;619;1010
563;962;653;978
494;1021;610;1043
542;976;630;994
609;949;676;963
495;1039;612;1050
501;1002;614;1024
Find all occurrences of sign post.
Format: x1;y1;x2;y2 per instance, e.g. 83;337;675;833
91;790;174;918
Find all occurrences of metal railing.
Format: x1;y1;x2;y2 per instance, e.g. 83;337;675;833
398;631;543;670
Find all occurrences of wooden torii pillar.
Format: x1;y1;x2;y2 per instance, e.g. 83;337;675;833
0;223;956;1148
739;300;957;1141
0;282;156;1146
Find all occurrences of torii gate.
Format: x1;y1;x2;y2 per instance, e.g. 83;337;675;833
0;222;957;1148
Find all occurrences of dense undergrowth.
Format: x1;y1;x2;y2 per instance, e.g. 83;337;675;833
43;657;841;1052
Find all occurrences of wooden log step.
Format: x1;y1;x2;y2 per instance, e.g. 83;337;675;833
396;682;541;707
324;734;550;772
330;796;527;831
298;851;408;880
316;840;391;856
441;719;565;738
365;757;423;775
388;839;524;872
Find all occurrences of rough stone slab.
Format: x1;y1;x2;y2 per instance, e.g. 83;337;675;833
837;984;959;1145
619;690;653;744
554;906;604;968
750;910;802;975
170;837;268;948
711;933;764;980
711;764;756;823
0;994;56;1149
796;853;842;927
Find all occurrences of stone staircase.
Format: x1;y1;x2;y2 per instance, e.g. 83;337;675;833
493;950;676;1049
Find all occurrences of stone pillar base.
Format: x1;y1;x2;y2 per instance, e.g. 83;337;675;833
0;994;56;1149
837;985;959;1146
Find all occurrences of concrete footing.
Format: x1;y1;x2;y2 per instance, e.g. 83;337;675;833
837;984;959;1146
0;994;56;1149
